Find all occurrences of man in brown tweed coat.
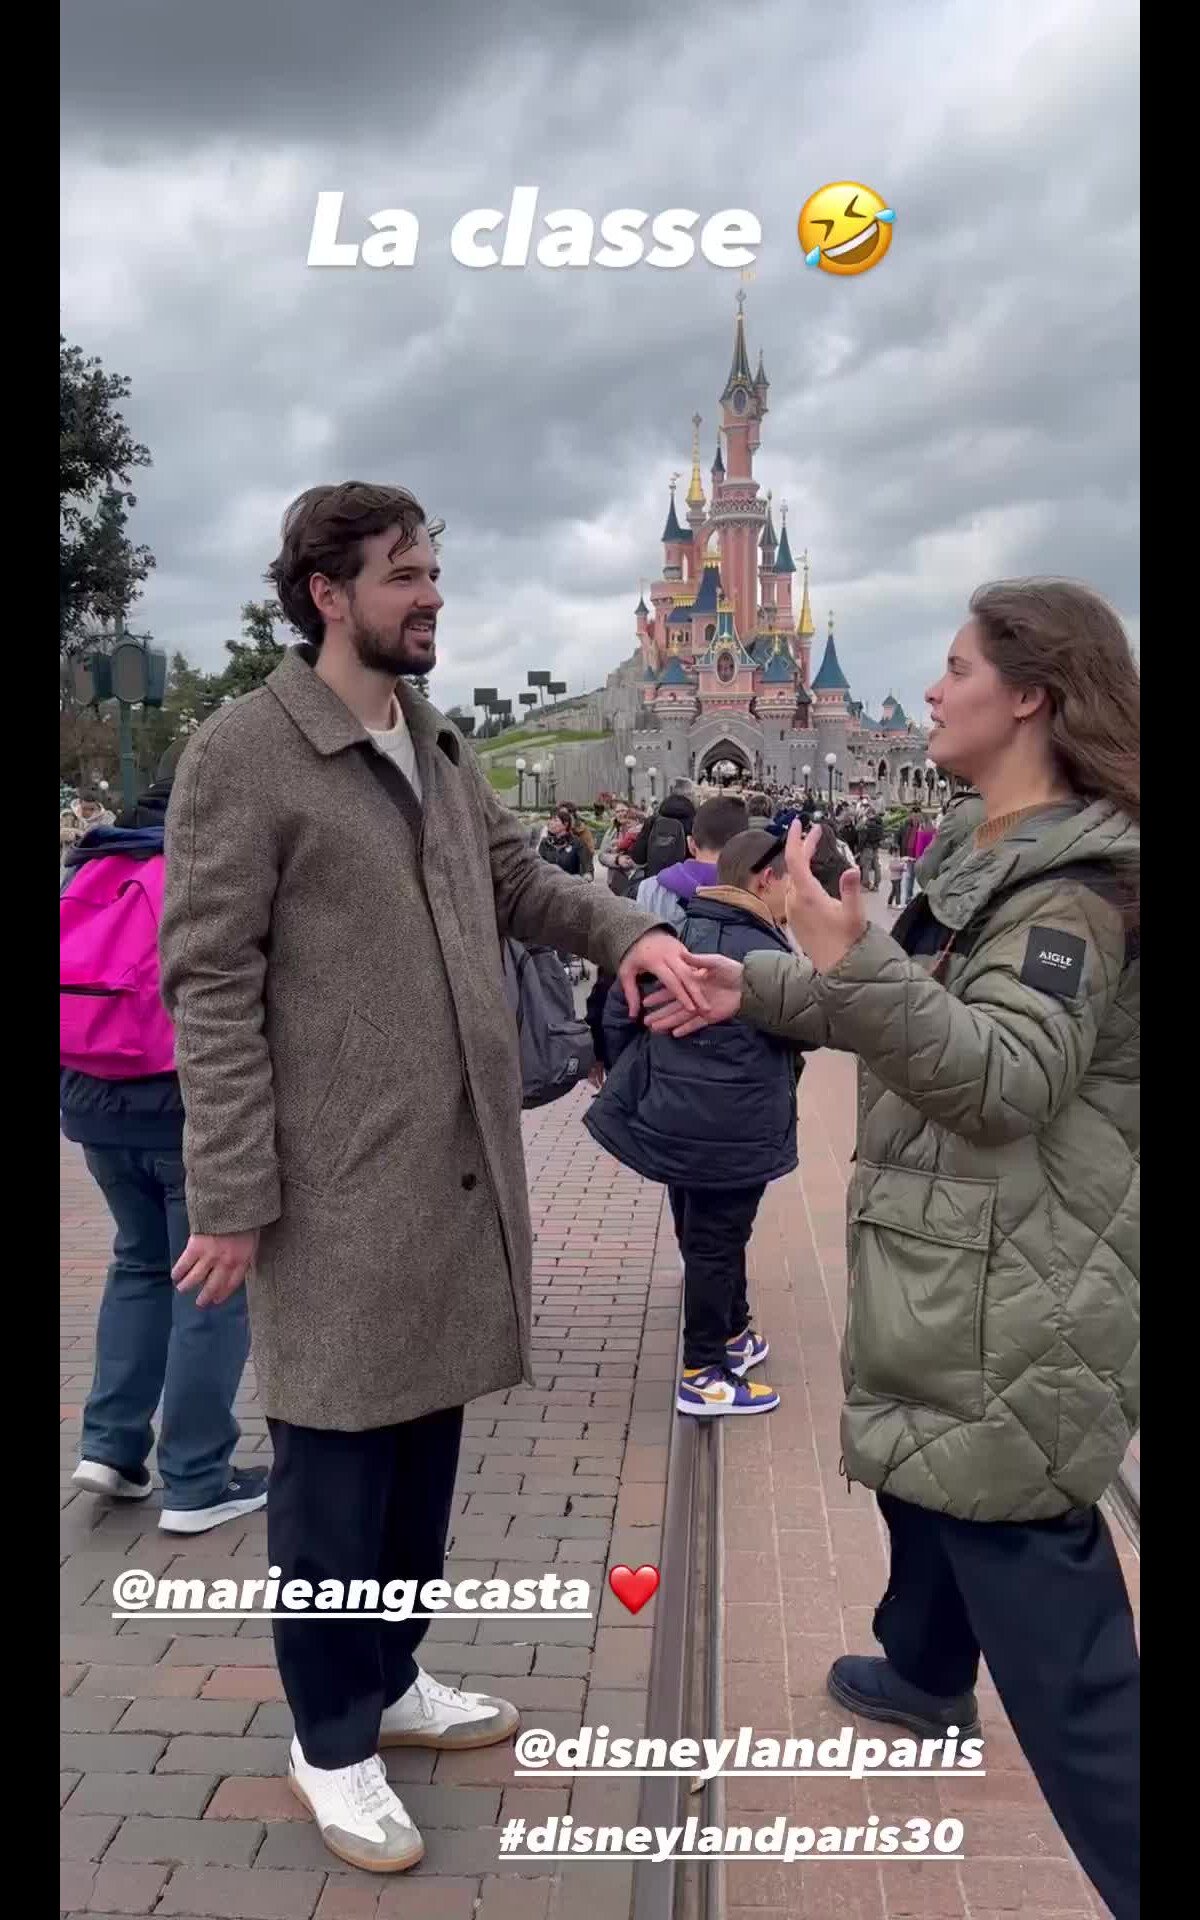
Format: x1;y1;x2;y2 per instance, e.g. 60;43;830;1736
158;482;702;1873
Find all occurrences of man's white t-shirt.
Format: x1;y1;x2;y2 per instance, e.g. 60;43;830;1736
366;697;423;804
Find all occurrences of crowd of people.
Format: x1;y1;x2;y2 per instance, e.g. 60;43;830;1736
59;480;1139;1915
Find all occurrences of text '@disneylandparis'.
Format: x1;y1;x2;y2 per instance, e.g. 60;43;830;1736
307;190;762;270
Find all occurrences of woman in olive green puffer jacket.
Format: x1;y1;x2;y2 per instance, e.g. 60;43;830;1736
646;580;1140;1920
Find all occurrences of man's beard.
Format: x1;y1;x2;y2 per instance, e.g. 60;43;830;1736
349;611;437;677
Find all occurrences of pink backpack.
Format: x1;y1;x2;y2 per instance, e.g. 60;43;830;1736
60;854;175;1078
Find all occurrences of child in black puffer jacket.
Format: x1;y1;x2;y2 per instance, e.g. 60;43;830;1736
585;830;804;1419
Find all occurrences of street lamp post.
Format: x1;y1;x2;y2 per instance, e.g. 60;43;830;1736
515;757;526;809
825;752;837;807
624;752;637;804
647;765;658;803
531;762;543;810
801;763;811;803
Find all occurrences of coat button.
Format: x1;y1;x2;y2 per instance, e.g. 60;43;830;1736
462;1173;477;1191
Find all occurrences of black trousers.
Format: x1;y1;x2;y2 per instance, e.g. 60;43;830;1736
669;1182;766;1369
266;1405;464;1769
874;1491;1140;1920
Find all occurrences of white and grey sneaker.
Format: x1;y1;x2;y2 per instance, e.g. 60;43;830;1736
287;1738;424;1873
159;1466;268;1534
379;1667;520;1751
72;1460;154;1501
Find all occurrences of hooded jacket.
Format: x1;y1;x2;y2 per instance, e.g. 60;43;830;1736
633;857;717;932
584;889;800;1190
59;798;184;1151
736;798;1139;1521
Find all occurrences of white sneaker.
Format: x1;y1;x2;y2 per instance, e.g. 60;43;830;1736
287;1738;424;1873
72;1460;154;1501
379;1667;520;1751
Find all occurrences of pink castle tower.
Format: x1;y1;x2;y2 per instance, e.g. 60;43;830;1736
710;290;766;644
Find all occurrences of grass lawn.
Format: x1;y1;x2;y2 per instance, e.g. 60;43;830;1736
476;725;608;756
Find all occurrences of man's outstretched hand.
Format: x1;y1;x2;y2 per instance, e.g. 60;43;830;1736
617;930;709;1020
172;1231;259;1308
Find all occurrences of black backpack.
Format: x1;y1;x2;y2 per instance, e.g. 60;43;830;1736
645;813;689;876
502;940;596;1108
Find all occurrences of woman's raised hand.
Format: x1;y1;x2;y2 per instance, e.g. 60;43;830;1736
785;820;869;973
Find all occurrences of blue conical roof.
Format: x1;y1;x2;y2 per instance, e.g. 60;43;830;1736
811;635;850;692
762;647;795;684
690;563;721;614
773;523;796;574
661;492;687;543
660;656;694;686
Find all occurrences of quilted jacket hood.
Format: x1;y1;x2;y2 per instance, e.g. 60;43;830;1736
737;799;1140;1522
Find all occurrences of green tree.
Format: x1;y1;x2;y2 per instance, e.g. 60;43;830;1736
214;600;286;699
60;336;155;654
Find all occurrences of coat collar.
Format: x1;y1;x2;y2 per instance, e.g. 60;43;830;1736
266;644;463;765
923;797;1138;930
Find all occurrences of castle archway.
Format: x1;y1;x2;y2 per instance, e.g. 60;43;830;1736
697;736;754;786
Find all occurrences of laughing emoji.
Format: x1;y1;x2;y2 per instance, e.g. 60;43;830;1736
798;182;894;277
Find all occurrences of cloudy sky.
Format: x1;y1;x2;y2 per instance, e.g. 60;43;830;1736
61;0;1138;723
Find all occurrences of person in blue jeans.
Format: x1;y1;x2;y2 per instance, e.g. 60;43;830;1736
60;747;266;1534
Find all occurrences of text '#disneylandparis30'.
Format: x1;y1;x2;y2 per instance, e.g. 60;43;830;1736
306;189;761;270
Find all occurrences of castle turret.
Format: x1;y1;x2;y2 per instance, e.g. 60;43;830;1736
713;291;764;643
773;501;796;631
660;477;690;585
758;491;778;621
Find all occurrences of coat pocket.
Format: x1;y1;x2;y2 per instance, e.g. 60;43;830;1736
848;1164;996;1421
293;1009;389;1193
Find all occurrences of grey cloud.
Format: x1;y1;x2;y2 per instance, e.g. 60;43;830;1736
60;0;1138;725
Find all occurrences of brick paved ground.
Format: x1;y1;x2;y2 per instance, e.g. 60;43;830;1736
61;1092;680;1920
719;899;1140;1920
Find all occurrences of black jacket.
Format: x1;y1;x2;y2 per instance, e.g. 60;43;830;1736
59;808;184;1153
539;831;582;877
583;893;800;1189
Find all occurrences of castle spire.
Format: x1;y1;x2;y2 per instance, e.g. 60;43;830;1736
760;490;777;554
796;548;815;637
711;438;724;477
686;412;705;509
721;290;755;401
660;475;687;544
774;502;796;574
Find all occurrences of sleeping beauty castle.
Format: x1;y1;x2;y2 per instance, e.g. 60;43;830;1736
582;294;931;806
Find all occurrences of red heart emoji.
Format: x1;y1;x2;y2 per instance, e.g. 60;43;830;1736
608;1564;660;1614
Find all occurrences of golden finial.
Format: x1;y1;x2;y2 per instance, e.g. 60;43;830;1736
796;550;815;638
686;413;705;509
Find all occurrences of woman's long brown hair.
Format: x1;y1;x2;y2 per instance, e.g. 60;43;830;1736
969;579;1139;826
